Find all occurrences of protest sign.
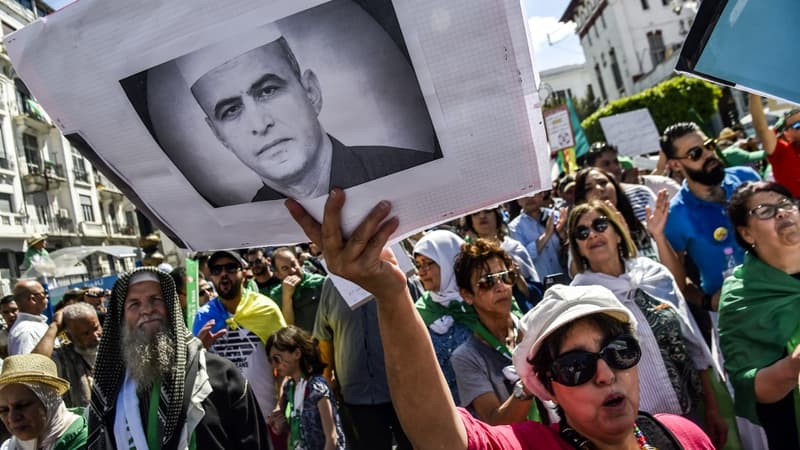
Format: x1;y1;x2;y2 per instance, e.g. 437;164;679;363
543;106;574;152
5;0;550;250
676;0;800;105
598;108;660;157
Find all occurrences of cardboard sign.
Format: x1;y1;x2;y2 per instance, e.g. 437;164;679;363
598;108;661;157
543;106;575;152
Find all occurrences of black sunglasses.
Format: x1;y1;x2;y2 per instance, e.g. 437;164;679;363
209;262;241;276
573;216;609;241
748;198;799;220
476;270;516;290
548;334;641;387
676;139;715;162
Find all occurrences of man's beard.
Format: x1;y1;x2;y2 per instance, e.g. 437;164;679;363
218;276;242;300
684;158;725;186
74;343;98;368
252;265;266;276
121;319;176;393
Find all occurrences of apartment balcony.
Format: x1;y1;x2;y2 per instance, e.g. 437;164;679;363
108;221;137;237
95;172;124;200
13;100;52;134
0;157;14;175
79;221;107;237
73;169;91;185
21;162;65;193
48;216;77;236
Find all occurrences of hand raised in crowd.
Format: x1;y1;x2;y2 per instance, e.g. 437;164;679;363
281;274;303;296
285;189;405;297
645;189;670;237
197;319;226;349
603;200;630;235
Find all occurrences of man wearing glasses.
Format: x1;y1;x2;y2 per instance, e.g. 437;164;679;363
8;280;49;355
82;286;108;323
246;248;281;295
749;93;800;198
193;250;286;436
661;122;761;312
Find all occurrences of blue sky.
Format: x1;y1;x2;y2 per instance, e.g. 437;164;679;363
44;0;585;70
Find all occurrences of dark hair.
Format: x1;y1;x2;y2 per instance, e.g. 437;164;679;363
573;167;646;242
462;208;507;240
0;295;14;306
728;181;794;254
660;122;701;159
529;314;632;396
266;325;327;376
585;142;618;167
567;201;638;274
246;248;266;257
453;239;514;294
169;267;186;294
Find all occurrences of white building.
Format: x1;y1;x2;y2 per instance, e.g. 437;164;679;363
539;63;597;104
560;0;696;102
0;0;141;286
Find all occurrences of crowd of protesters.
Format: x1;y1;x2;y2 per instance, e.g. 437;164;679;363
0;105;798;449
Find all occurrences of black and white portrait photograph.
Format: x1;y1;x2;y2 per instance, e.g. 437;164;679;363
5;0;550;250
122;0;441;207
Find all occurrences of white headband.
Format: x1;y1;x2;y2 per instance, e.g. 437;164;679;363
128;271;160;286
175;22;283;87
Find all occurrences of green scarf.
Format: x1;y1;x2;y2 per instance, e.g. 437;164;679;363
719;253;800;424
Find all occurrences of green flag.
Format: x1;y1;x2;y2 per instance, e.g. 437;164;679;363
185;258;199;329
565;96;589;158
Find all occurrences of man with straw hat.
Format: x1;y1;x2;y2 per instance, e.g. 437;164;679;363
21;234;48;273
0;353;87;449
87;267;268;450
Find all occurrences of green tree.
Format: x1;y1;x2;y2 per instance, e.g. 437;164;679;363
580;76;723;143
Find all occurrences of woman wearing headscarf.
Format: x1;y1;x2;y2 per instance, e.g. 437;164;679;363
719;181;800;447
0;353;87;450
284;189;715;449
413;230;473;405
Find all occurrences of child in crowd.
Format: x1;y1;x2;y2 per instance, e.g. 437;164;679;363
267;326;346;450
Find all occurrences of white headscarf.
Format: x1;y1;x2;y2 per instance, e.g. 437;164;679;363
0;382;80;450
413;230;465;307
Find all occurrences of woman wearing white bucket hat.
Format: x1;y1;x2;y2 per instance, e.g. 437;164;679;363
285;190;714;449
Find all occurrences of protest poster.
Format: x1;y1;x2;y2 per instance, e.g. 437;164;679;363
598;108;661;157
676;0;800;105
543;106;574;152
4;0;550;251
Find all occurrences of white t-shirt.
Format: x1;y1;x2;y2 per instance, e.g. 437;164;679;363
210;327;274;419
8;312;48;355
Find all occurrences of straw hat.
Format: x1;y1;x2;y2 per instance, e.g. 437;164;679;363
0;354;70;395
26;233;47;247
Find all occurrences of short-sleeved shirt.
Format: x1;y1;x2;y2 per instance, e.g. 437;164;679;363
269;271;326;332
312;278;391;405
283;375;346;450
622;183;657;222
768;137;800;198
664;166;761;294
8;312;48;355
450;335;514;412
508;214;564;279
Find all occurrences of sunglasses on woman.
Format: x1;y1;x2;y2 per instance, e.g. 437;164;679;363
748;198;799;220
676;138;716;162
548;334;641;387
573;216;609;241
476;270;517;290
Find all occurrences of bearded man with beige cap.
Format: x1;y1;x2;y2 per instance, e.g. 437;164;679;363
176;23;434;201
86;267;269;450
0;353;88;449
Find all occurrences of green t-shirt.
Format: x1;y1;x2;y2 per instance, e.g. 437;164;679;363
269;272;326;332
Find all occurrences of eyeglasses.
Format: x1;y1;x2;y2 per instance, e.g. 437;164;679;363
573;216;609;241
548;334;641;387
475;270;517;290
676;139;715;162
85;292;105;298
249;258;266;266
198;287;213;296
209;262;241;276
31;291;48;299
789;121;800;130
748;198;799;220
414;260;437;273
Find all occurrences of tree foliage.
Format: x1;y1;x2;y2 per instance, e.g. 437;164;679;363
580;76;723;143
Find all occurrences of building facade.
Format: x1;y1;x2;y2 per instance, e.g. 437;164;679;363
0;0;141;288
539;63;596;105
561;0;696;102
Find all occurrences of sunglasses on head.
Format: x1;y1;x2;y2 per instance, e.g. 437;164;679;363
548;334;641;387
209;262;241;276
475;270;517;290
573;216;609;241
748;198;799;220
677;138;716;162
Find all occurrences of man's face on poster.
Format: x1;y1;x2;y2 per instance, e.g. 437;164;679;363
192;40;325;186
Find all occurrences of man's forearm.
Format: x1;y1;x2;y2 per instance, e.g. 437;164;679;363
31;322;59;357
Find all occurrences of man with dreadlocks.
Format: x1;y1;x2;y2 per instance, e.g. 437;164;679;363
87;267;269;449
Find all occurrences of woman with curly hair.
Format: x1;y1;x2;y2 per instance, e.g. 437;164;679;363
267;326;345;450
